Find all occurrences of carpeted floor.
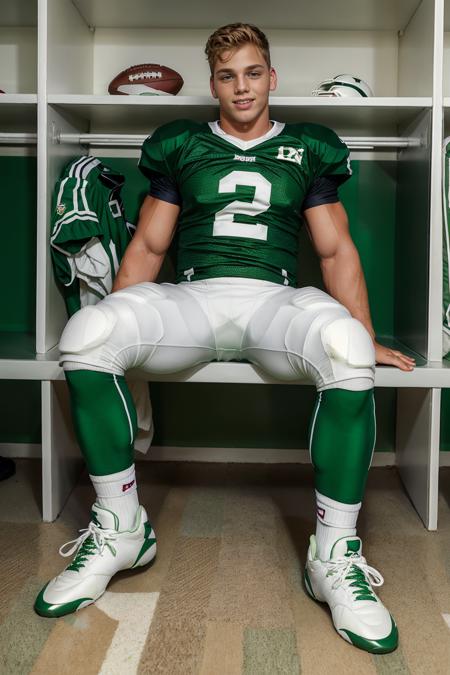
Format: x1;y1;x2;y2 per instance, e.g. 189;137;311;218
0;460;449;674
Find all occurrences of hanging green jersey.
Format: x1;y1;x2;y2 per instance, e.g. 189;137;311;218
139;119;351;286
51;156;135;316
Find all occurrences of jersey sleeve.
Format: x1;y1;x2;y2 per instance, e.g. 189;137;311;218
302;123;351;185
147;170;182;206
302;175;342;211
50;176;101;251
138;119;198;183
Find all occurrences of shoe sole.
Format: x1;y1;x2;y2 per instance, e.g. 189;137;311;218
34;552;158;618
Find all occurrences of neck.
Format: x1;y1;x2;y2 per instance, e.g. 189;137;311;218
218;110;272;140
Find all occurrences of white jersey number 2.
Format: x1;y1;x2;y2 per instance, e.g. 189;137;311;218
212;170;271;241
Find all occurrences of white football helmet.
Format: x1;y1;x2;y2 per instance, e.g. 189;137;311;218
312;74;373;98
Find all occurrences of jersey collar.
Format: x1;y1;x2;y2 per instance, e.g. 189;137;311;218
208;120;285;151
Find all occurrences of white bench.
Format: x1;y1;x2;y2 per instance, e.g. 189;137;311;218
1;343;447;529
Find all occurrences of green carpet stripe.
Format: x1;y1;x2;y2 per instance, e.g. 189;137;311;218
0;577;56;675
180;488;225;538
243;627;300;675
372;644;411;674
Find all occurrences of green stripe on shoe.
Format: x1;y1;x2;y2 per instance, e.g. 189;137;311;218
131;521;156;568
341;616;398;654
303;568;317;600
34;583;93;618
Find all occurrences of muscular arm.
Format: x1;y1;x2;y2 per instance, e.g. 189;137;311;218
303;202;415;371
112;195;179;292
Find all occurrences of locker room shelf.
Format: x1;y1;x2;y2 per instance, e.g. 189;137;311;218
0;95;37;104
72;0;419;31
1;351;449;387
48;96;431;135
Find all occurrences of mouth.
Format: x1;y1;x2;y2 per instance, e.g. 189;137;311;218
233;98;255;109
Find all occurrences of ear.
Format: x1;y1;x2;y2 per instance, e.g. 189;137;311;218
210;75;218;99
269;67;277;92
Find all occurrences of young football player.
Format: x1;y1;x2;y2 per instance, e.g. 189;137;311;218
35;23;414;653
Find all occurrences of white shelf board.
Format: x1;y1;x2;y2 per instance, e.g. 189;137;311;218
1;0;37;27
73;0;420;31
2;355;450;388
48;95;432;108
0;94;37;104
48;95;431;135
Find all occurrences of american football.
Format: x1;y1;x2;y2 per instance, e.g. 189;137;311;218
108;63;184;96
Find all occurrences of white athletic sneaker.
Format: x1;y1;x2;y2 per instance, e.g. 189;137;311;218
34;503;157;617
304;534;398;654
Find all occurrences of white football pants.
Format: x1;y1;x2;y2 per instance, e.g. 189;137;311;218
60;278;375;392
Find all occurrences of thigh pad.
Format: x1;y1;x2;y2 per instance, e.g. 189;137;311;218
59;304;118;355
321;316;375;367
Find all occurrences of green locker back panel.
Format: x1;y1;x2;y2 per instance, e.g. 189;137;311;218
150;384;397;451
0;156;37;333
0;381;41;443
395;143;430;356
441;389;450;451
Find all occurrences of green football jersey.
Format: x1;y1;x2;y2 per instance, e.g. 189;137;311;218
139;119;351;286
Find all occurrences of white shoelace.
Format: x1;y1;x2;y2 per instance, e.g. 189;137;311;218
59;522;117;559
325;554;384;598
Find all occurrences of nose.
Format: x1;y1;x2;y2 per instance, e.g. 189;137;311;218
234;74;249;94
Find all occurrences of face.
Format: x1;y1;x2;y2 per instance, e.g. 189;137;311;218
210;43;277;130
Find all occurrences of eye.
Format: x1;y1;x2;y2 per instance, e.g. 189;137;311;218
219;74;233;82
248;71;262;78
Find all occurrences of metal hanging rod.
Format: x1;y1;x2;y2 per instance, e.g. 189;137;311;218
0;132;422;150
0;133;37;145
60;133;422;150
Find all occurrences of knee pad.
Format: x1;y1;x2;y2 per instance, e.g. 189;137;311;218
59;304;117;355
321;317;375;368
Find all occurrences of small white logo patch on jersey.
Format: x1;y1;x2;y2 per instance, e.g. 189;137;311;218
277;146;304;165
109;199;122;218
56;203;66;216
234;154;256;162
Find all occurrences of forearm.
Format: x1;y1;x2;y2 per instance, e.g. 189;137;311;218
320;245;375;340
112;196;178;293
112;239;164;292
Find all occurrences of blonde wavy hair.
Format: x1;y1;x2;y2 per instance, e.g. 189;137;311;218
205;23;271;74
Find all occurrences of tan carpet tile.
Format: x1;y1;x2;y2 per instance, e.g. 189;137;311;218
139;537;220;673
198;620;244;675
30;605;116;675
292;584;378;674
207;489;294;628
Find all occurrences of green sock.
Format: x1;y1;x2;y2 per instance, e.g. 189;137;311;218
309;388;376;504
65;370;137;476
